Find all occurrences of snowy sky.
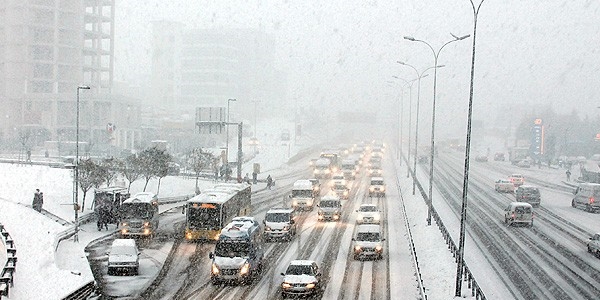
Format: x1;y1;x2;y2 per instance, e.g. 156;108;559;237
114;0;600;138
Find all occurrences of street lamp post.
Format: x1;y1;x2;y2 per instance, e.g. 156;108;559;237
226;98;236;172
391;76;420;165
75;85;90;242
404;34;470;225
455;0;486;296
252;100;260;154
397;61;441;195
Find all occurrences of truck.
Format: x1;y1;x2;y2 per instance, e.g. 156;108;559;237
508;147;530;165
313;158;332;178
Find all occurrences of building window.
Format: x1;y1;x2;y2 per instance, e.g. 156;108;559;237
33;63;53;79
30;27;54;43
30;45;54;60
28;80;53;93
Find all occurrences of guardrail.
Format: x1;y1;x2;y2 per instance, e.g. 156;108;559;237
59;193;194;300
0;223;17;299
408;159;486;300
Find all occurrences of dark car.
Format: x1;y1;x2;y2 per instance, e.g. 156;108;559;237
494;153;505;161
515;185;541;207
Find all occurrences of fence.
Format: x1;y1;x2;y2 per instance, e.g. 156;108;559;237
0;223;17;299
407;157;486;300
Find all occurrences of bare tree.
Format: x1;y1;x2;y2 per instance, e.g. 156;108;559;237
77;159;103;211
189;148;214;194
122;154;142;193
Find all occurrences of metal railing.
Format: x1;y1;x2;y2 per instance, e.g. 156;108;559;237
0;223;17;299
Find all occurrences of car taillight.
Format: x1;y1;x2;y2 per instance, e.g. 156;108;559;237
511;213;515;219
590;197;595;204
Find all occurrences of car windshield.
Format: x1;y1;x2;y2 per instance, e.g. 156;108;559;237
292;190;313;197
320;200;340;207
334;184;346;190
371;180;384;185
266;213;290;223
360;206;377;212
515;207;531;214
214;241;251;257
356;232;380;242
286;264;313;276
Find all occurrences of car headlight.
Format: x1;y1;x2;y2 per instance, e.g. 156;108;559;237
354;245;361;252
283;225;290;231
307;200;313;206
292;200;298;206
374;215;381;221
265;226;272;231
333;215;339;220
375;245;383;251
240;262;250;275
144;222;150;227
381;187;385;192
282;282;292;289
306;283;316;289
344;191;348;196
121;222;127;227
369;187;375;192
212;263;220;275
357;213;363;219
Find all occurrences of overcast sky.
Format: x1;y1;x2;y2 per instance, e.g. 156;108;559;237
114;0;600;138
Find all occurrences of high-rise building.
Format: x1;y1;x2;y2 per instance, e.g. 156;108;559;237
0;0;139;154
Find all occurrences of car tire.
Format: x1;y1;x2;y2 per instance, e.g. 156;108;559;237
588;245;593;253
107;268;114;276
572;199;577;208
354;254;359;260
132;267;138;276
211;278;220;285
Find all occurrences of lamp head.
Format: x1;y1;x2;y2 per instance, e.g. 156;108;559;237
78;85;90;90
396;61;406;65
404;36;416;41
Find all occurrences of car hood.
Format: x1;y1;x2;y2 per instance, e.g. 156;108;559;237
108;254;137;264
283;274;318;284
358;212;380;218
213;256;247;269
320;207;340;213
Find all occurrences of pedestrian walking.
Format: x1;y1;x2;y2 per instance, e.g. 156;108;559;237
243;173;251;184
32;189;43;212
266;175;273;190
566;169;572;181
252;171;258;184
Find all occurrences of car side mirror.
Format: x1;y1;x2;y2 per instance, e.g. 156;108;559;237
351;238;355;241
381;238;386;241
316;204;320;207
263;219;266;225
288;194;292;198
280;272;286;276
209;252;214;259
290;220;295;224
316;272;321;276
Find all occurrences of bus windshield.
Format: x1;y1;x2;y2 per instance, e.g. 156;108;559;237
120;203;154;219
214;241;251;257
187;203;221;229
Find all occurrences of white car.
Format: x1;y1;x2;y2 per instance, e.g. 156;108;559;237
588;233;600;256
509;174;525;187
107;239;140;276
352;224;385;260
356;204;381;224
280;260;322;297
494;179;515;193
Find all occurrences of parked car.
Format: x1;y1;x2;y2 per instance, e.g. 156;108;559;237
504;202;534;227
475;155;488;162
517;159;532;168
588;233;600;256
495;179;515;193
107;239;140;276
280;260;322;297
515;185;541;207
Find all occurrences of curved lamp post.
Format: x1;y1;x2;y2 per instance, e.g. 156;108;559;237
404;34;470;225
397;62;443;195
391;76;420;164
455;0;486;296
226;98;236;168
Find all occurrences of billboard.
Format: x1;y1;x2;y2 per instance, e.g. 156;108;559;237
196;107;226;134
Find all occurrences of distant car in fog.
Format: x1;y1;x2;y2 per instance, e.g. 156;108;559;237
494;152;505;161
475;155;488;162
495;179;515;193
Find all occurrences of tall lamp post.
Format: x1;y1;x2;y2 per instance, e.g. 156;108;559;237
251;100;261;154
226;98;236;169
397;61;442;195
391;76;419;164
75;85;90;242
387;80;405;161
404;34;470;225
456;0;486;296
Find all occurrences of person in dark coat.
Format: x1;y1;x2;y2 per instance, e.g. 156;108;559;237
252;171;258;184
266;175;273;190
32;189;43;212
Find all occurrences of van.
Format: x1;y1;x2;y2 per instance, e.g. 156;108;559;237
504;202;534;227
263;208;297;241
107;239;140;275
290;180;316;211
341;159;358;180
572;183;600;212
209;217;264;284
515;185;541;207
368;177;385;197
352;224;385;260
317;195;342;221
